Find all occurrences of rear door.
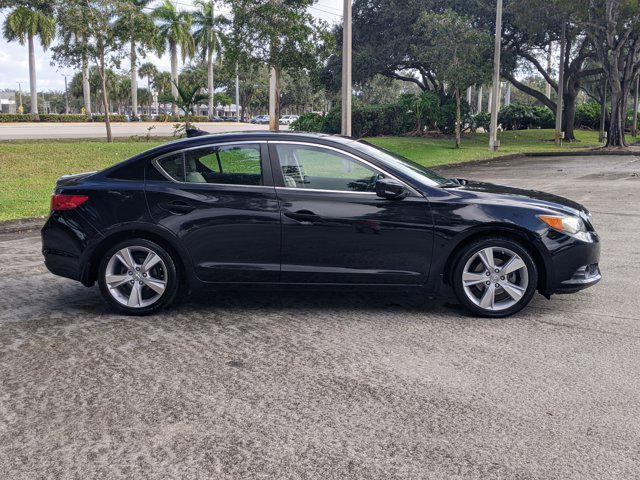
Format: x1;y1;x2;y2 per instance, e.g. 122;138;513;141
145;141;281;283
269;141;434;285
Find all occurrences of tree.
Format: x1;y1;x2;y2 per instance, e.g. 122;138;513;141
160;81;208;131
52;0;92;115
115;0;158;120
84;0;125;142
227;0;330;130
414;10;492;147
152;0;195;116
584;0;640;147
193;0;229;119
2;1;56;119
139;61;159;115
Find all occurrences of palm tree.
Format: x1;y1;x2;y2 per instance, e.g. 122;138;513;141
3;3;56;119
115;0;158;120
53;1;92;116
139;62;159;116
193;0;228;120
160;81;208;131
152;1;195;116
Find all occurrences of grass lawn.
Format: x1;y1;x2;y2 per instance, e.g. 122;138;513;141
0;129;603;221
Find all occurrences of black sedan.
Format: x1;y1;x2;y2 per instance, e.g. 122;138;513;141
42;132;601;317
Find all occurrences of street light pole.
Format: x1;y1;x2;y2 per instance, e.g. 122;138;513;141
63;74;70;114
489;0;503;151
17;82;23;113
341;0;352;136
235;62;240;123
555;20;566;147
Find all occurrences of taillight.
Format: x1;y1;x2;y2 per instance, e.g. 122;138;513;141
51;194;89;211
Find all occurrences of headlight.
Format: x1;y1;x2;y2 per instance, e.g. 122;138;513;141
538;214;590;240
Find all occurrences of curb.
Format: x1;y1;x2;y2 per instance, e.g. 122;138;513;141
0;217;45;235
435;147;640;170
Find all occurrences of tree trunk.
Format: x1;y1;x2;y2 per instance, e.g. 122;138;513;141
608;88;627;147
130;37;138;120
561;86;579;142
28;34;38;119
99;49;113;143
170;41;179;116
633;76;639;137
82;51;91;116
455;88;461;149
269;66;281;131
207;50;214;119
599;78;607;143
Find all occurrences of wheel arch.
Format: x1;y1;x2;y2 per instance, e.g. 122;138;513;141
441;225;549;293
80;223;193;289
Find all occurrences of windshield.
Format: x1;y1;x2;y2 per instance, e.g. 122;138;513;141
349;140;453;187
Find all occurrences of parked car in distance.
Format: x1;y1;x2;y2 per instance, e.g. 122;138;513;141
210;115;224;122
280;115;300;125
250;115;269;124
42;132;601;317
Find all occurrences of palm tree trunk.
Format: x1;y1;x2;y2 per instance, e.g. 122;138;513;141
269;66;281;132
147;77;152;116
28;34;38;119
207;50;214;120
82;52;91;116
170;41;179;116
130;37;138;119
99;48;113;142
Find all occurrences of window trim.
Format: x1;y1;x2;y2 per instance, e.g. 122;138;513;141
151;141;270;188
268;140;418;196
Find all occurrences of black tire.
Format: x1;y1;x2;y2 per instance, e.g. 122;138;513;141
452;237;538;318
98;238;179;316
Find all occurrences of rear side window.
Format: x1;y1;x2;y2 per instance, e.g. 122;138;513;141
106;160;145;181
156;144;263;186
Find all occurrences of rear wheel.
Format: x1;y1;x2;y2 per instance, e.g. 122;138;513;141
98;239;179;315
452;237;538;317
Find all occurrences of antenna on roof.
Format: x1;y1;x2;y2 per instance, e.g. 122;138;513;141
186;127;209;138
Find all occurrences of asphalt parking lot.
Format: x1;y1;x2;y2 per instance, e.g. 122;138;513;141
1;154;639;479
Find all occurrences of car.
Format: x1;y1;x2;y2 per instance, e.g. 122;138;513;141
42;132;601;317
250;115;269;124
280;115;300;125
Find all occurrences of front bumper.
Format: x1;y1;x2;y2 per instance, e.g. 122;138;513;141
542;230;602;295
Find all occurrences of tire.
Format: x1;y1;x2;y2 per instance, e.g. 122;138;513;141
452;237;538;318
98;238;179;315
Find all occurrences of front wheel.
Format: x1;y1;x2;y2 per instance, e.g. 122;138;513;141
98;239;179;315
452;237;538;318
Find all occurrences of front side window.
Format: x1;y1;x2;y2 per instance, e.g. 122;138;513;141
157;144;263;186
275;144;383;193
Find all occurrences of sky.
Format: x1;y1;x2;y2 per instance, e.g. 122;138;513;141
0;0;343;92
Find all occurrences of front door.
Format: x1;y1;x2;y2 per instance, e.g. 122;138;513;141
146;141;281;283
270;142;434;285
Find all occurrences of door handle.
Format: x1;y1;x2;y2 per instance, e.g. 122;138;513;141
284;210;321;224
164;201;196;215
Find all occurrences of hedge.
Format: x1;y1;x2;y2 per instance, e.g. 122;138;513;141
40;114;91;122
0;114;37;122
91;114;128;122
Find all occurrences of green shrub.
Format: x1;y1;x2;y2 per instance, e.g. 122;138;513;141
92;114;128;122
472;112;491;132
290;112;326;132
39;114;91;122
575;101;601;130
498;103;536;130
439;97;471;134
531;107;555;129
0;114;37;122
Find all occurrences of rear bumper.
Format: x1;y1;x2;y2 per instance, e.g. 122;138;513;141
41;213;99;286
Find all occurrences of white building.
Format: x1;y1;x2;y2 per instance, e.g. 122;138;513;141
0;92;17;114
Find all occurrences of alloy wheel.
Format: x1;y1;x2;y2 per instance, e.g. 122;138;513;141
461;246;529;312
104;246;168;309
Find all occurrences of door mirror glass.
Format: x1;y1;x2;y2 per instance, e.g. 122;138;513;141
376;177;408;200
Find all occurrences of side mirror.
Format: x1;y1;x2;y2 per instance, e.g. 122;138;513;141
376;177;408;200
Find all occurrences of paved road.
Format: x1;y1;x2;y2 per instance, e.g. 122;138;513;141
1;154;639;479
0;122;286;140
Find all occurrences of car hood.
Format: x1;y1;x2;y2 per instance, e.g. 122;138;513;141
451;179;589;216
